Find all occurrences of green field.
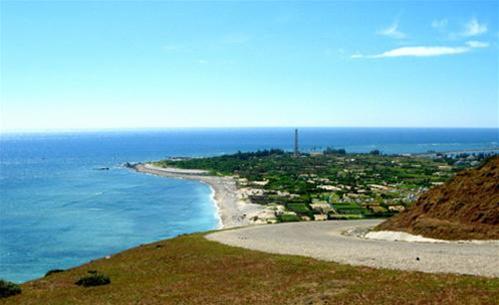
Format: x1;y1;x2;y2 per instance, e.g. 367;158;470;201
154;149;483;220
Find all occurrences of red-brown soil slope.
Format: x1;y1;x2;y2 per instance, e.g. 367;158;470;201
376;156;499;240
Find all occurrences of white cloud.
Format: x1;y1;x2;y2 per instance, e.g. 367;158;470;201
462;17;487;36
351;42;489;59
431;19;448;29
377;21;406;39
372;46;469;58
466;40;490;48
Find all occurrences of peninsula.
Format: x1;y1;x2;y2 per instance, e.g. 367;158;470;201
139;149;490;226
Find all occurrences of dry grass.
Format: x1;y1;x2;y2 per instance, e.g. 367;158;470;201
377;156;499;240
2;234;497;305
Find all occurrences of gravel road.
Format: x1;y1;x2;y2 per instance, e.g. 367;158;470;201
206;220;499;277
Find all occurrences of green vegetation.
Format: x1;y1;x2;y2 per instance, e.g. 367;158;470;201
0;280;21;299
75;271;111;287
287;203;311;214
277;213;301;222
45;269;65;277
4;234;498;305
155;149;486;220
332;203;368;215
328;214;365;220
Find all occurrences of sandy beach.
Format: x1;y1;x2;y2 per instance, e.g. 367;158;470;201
132;163;264;228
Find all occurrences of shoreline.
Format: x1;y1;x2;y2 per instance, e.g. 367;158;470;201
207;184;223;229
132;163;264;229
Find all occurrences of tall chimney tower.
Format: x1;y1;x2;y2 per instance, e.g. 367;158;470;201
294;129;299;156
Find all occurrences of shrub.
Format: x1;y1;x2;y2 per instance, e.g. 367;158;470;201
287;203;310;214
332;203;368;215
75;271;111;287
328;213;364;220
278;214;300;222
0;279;21;298
45;269;65;277
323;147;346;155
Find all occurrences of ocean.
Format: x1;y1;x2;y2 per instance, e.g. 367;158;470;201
0;127;497;282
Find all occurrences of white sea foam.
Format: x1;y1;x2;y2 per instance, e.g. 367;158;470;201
208;185;224;229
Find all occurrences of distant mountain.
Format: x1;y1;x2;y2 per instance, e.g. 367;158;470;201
376;156;499;240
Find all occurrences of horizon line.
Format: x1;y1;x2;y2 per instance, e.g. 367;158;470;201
1;125;498;135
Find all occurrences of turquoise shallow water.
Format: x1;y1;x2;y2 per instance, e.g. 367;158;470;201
0;128;497;282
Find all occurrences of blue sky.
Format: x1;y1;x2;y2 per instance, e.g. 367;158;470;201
1;0;498;131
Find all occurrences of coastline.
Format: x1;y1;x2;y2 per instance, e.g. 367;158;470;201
132;163;264;229
207;184;223;229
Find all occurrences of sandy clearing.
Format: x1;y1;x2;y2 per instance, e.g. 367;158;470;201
206;220;499;277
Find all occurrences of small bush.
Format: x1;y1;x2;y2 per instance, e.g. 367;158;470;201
328;213;364;220
75;271;110;287
287;203;311;214
0;279;21;298
45;269;65;277
278;214;300;222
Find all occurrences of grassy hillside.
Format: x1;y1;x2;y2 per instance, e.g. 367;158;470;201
376;156;499;240
2;233;497;305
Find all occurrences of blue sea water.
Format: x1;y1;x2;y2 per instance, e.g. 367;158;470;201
0;127;498;283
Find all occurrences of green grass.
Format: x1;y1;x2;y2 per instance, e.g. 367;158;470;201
286;203;311;214
2;233;497;305
328;214;365;220
332;203;368;215
0;280;21;299
278;214;301;222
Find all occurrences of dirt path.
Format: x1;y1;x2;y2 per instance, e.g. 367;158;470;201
206;220;499;277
